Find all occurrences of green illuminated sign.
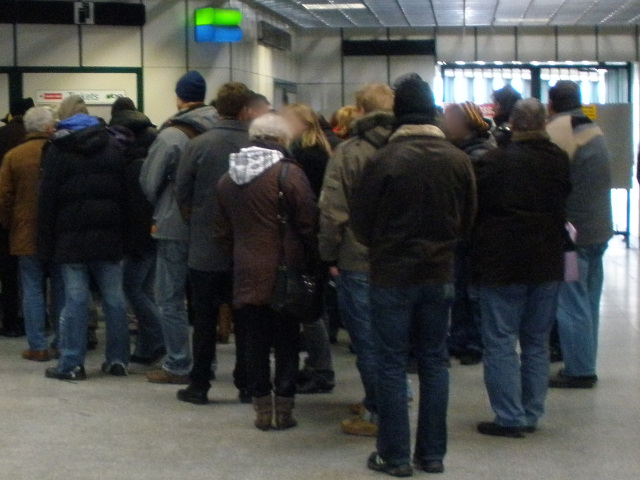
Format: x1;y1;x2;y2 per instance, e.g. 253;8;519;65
195;8;242;27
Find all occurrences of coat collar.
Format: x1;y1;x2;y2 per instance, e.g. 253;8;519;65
24;132;50;142
389;124;446;142
511;130;550;143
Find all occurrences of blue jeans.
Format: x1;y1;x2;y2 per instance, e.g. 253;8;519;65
479;282;560;428
155;240;191;375
57;262;130;373
557;243;607;377
371;283;453;467
123;253;164;358
449;247;483;355
337;271;377;411
18;256;64;351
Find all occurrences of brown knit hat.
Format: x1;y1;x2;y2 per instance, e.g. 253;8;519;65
458;101;490;133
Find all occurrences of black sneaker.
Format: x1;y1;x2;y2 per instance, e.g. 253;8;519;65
523;426;537;433
367;452;413;477
238;390;252;404
297;377;335;395
477;422;524;438
102;362;129;377
177;386;209;405
413;457;444;474
45;365;87;381
549;371;598;389
130;347;166;366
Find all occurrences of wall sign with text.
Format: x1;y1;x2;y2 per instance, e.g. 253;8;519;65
37;90;126;105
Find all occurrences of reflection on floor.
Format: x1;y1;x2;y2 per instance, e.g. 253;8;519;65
1;238;639;480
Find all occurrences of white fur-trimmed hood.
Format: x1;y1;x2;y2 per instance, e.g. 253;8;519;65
229;147;283;185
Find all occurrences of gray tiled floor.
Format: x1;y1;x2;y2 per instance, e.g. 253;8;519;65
1;239;639;479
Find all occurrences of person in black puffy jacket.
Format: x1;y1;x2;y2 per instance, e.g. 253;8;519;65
39;113;131;380
110;109;166;366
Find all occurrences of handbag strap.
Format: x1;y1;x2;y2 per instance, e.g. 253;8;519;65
276;162;291;264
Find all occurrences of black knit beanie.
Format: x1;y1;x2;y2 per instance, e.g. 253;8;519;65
393;73;437;125
492;85;522;119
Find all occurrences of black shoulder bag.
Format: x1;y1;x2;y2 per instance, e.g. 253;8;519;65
270;162;323;323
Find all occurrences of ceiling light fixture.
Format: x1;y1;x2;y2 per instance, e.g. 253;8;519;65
495;17;549;24
302;3;367;11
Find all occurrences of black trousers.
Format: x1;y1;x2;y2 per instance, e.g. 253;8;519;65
232;314;248;392
236;305;299;398
188;269;232;389
0;228;20;332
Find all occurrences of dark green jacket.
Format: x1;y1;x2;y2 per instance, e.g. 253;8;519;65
318;112;394;273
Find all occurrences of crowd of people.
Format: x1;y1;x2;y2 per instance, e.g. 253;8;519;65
0;70;613;477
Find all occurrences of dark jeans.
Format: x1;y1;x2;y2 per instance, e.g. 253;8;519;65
0;228;21;331
557;243;608;377
189;269;232;389
371;283;453;467
237;305;299;398
336;271;377;412
449;248;482;355
57;262;129;373
123;253;164;358
301;317;335;383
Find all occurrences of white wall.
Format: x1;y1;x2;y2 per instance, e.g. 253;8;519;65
0;0;296;125
295;25;640;116
142;0;296;124
296;29;437;116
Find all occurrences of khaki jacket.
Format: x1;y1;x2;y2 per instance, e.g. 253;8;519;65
0;133;48;255
318;112;395;273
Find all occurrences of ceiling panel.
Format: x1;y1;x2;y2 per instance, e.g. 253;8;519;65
248;0;640;28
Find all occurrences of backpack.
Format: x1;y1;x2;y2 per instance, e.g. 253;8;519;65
155;119;206;199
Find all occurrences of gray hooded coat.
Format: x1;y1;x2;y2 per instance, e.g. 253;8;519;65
139;105;218;242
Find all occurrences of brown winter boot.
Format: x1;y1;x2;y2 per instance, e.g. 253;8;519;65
253;395;273;431
274;396;298;430
217;303;233;344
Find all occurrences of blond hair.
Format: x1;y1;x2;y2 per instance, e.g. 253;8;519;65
333;105;360;139
287;103;332;154
355;83;395;114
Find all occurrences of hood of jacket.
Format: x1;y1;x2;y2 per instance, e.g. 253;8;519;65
162;105;218;135
51;114;109;154
351;111;395;149
229;146;283;186
109;110;155;134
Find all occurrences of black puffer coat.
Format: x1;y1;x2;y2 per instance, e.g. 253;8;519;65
110;111;158;258
38;115;127;264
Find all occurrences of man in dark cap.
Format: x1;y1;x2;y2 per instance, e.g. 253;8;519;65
491;84;522;145
352;74;477;477
546;80;613;389
110;97;137;122
140;70;218;384
0;97;34;337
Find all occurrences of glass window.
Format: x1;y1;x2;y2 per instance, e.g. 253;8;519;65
442;67;531;105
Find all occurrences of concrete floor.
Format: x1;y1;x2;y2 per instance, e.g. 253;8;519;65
1;239;639;480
